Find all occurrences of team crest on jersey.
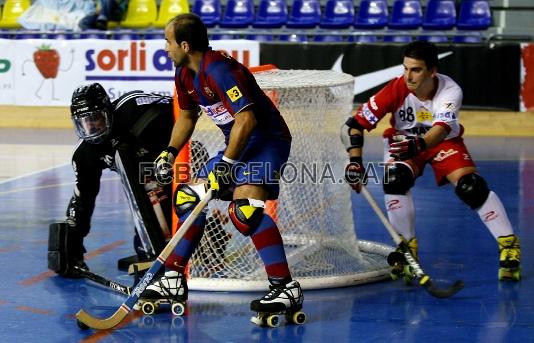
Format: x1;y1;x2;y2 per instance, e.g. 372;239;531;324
226;86;243;102
204;87;214;98
360;103;378;124
416;107;433;122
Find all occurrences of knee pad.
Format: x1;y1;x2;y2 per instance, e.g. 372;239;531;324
455;173;489;209
228;199;265;236
383;163;414;195
173;183;207;216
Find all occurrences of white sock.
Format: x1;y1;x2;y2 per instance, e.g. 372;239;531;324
385;191;415;240
476;191;514;239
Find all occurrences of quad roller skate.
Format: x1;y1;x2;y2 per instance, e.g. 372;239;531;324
387;237;418;283
135;270;188;316
250;280;306;328
498;235;521;281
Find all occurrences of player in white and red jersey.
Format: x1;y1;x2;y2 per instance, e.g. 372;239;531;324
137;14;305;323
341;41;520;281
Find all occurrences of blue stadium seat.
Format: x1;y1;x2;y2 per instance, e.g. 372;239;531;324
314;34;344;42
354;0;388;29
113;30;142;40
279;33;308;42
453;32;483;43
422;0;456;30
211;33;235;40
456;0;491;30
349;34;379;42
144;30;165;39
383;34;412;42
320;0;354;29
246;34;275;41
286;0;321;28
192;0;221;27
220;0;254;28
253;0;288;28
388;0;423;30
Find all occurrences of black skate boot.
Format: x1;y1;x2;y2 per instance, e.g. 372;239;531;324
498;234;521;281
387;236;418;283
250;279;306;327
135;270;188;315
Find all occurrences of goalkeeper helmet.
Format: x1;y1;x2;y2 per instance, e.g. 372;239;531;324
70;83;112;144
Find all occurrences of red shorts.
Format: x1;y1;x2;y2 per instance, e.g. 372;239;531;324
384;134;476;186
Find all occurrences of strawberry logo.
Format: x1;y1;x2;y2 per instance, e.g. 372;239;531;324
33;44;60;79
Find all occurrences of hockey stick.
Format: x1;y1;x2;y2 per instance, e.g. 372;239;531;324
75;266;132;296
76;189;213;330
360;187;464;298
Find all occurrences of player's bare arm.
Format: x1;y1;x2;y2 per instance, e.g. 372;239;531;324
422;124;448;148
223;108;257;160
169;107;200;152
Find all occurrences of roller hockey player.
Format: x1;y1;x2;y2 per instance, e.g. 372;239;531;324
48;83;175;278
136;14;305;325
342;40;521;281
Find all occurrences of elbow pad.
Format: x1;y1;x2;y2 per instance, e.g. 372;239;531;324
340;117;364;151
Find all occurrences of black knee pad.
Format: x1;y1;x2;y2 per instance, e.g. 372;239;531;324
383;163;414;195
228;199;265;236
455;173;490;209
173;183;206;216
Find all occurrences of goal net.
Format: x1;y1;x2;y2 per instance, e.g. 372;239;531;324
185;69;392;291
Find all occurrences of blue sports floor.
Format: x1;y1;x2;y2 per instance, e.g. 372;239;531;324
0;136;532;342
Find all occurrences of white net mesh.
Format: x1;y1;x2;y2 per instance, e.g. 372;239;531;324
187;69;392;291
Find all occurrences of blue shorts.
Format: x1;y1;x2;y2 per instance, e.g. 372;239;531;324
197;139;291;200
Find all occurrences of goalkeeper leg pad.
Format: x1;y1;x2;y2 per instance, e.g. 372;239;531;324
48;222;87;276
229;199;265;236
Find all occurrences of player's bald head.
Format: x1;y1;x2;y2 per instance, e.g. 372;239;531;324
169;13;209;52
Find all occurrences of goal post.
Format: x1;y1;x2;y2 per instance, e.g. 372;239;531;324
176;68;392;291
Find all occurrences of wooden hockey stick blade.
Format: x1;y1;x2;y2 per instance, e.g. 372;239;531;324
76;189;213;330
360;187;464;298
76;306;129;330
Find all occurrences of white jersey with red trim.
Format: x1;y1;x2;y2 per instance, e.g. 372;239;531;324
354;73;463;139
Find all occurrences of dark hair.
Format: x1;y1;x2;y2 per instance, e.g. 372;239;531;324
403;41;439;70
169;13;209;52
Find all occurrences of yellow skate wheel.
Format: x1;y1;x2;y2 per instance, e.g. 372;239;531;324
141;301;156;315
266;314;280;328
403;265;415;284
172;302;185;316
291;311;307;325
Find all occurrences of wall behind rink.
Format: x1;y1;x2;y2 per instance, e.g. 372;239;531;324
0;39;259;106
260;42;524;112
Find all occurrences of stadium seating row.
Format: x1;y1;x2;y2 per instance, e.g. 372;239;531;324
0;0;492;43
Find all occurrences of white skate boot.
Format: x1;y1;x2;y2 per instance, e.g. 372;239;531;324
250;280;306;327
135;270;188;316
